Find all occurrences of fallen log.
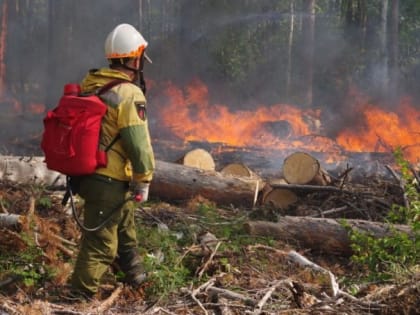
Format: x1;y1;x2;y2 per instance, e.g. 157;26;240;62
150;160;259;207
282;152;331;185
0;155;65;187
0;213;25;229
261;178;298;209
0;155;259;208
244;216;412;256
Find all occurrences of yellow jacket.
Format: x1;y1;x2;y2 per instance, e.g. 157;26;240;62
80;68;155;183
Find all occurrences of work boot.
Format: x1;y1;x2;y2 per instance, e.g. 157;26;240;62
114;248;148;287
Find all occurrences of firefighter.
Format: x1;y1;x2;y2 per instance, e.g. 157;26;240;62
69;23;155;299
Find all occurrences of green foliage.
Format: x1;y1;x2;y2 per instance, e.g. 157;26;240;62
344;148;420;281
136;201;271;300
196;203;257;248
388;149;420;225
0;232;55;288
136;221;192;301
37;196;52;209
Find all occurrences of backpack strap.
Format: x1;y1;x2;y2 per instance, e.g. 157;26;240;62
96;79;129;152
104;134;121;152
61;79;130;207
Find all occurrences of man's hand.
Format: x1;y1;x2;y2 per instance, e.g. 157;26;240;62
132;182;150;203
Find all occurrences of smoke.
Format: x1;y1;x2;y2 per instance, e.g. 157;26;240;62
1;1;418;159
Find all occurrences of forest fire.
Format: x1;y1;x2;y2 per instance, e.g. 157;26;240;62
156;79;420;166
336;97;420;163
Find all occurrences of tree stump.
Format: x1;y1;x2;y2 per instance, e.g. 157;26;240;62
282;152;331;185
176;148;215;171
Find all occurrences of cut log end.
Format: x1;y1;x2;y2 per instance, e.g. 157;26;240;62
176;148;216;171
283;152;320;184
220;163;253;177
262;188;298;209
282;152;331;185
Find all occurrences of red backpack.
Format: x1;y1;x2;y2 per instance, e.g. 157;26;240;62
41;80;127;176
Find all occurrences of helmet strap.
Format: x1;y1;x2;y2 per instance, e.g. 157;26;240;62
138;53;146;95
110;55;146;95
138;70;146;95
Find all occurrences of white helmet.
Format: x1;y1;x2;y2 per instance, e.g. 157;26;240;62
105;23;148;59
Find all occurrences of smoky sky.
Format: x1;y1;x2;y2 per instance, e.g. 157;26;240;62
1;0;419;157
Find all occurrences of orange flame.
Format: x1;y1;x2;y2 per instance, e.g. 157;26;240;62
161;79;313;145
157;79;420;164
337;97;420;163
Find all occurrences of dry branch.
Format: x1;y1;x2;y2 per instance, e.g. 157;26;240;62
197;241;221;280
269;182;354;194
253;279;292;314
206;286;255;306
92;284;123;314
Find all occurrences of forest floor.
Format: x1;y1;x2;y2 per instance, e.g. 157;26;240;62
0;176;419;315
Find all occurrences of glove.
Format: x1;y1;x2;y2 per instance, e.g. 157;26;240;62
132;182;150;203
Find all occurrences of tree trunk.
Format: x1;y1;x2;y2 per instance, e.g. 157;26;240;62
151;160;259;207
301;0;315;107
0;155;259;208
388;0;399;105
0;0;8;98
244;217;412;256
379;0;389;97
0;213;24;229
0;155;65;187
286;0;295;99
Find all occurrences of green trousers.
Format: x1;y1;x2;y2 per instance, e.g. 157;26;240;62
70;174;138;295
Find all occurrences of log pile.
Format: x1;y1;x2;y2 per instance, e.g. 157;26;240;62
0;151;411;253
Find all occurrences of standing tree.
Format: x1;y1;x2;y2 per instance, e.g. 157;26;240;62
388;0;399;105
301;0;315;107
286;0;295;99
